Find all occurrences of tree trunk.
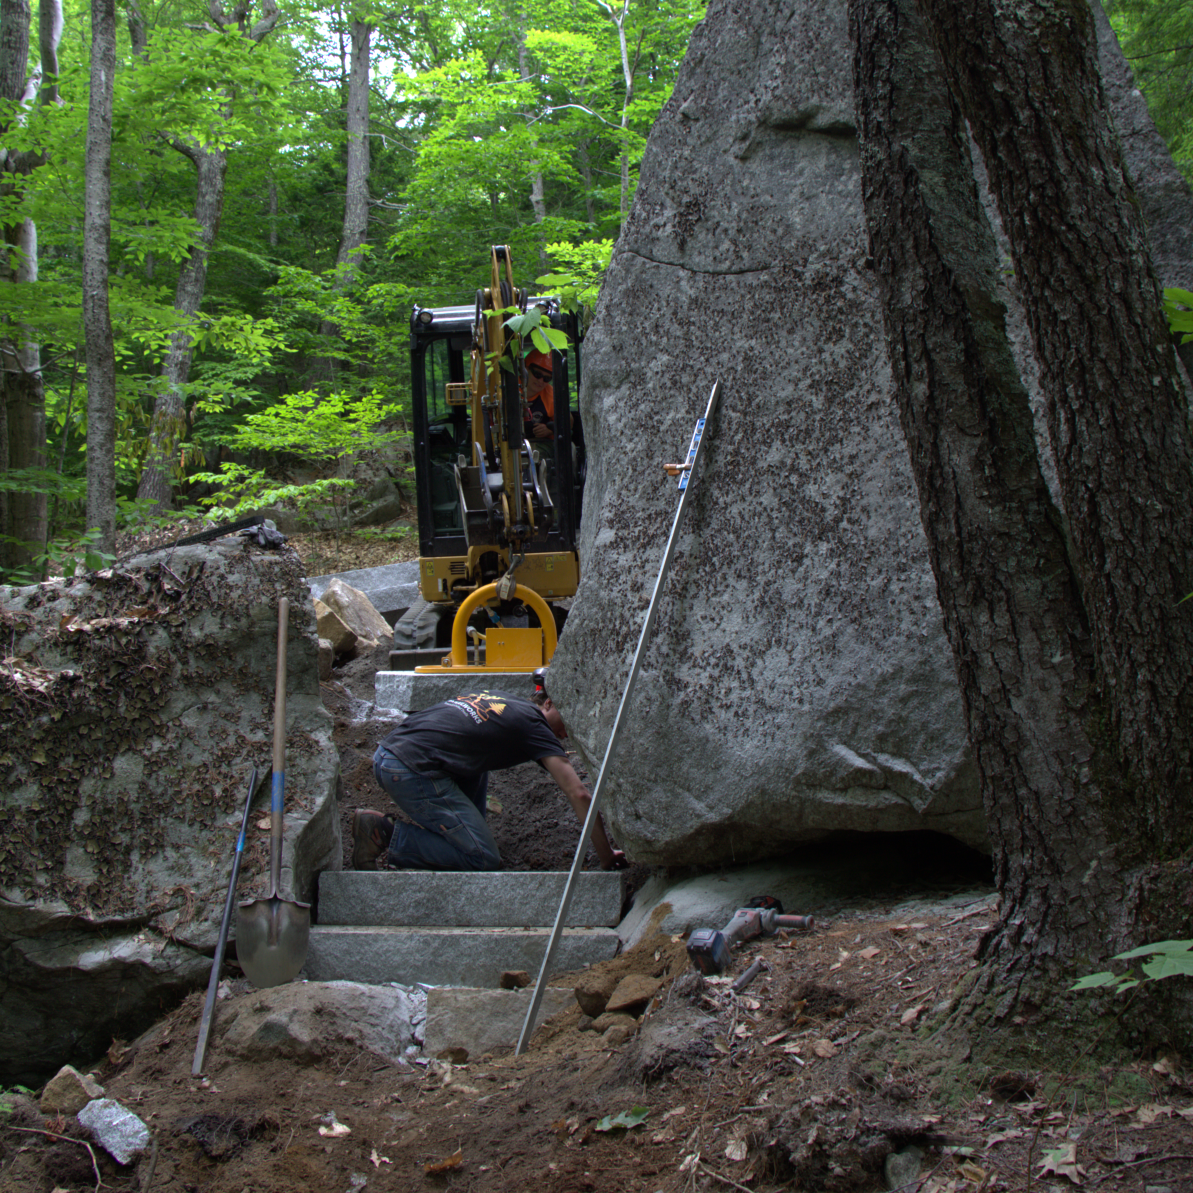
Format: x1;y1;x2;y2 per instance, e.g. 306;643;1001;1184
913;0;1193;850
609;0;635;227
576;140;597;225
851;0;1193;1034
0;0;58;574
136;145;227;509
336;18;370;272
314;15;371;377
135;0;278;509
516;19;548;270
84;0;117;554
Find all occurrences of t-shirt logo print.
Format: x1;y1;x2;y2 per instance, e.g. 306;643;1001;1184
453;692;507;722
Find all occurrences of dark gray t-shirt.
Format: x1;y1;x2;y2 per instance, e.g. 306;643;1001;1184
379;691;564;782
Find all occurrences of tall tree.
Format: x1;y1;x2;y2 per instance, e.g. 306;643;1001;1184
851;0;1193;1032
84;0;117;553
136;0;279;510
336;13;371;276
0;0;61;573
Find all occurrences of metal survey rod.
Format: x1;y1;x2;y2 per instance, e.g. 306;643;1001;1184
516;379;723;1055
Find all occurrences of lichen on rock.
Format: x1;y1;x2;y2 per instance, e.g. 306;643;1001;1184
0;540;340;1085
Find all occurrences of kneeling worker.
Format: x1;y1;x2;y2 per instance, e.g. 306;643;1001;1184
352;686;628;872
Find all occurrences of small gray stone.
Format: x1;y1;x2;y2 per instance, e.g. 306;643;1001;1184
353;496;404;527
884;1145;924;1191
77;1098;150;1165
318;637;334;680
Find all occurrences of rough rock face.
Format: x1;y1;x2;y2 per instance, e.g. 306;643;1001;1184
547;0;983;864
0;542;340;1084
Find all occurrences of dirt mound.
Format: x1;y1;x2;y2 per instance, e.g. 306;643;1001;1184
6;907;1192;1193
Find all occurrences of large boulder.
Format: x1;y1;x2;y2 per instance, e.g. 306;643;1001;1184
547;0;984;864
0;542;340;1085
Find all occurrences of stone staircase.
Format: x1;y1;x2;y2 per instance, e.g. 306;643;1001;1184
304;869;625;987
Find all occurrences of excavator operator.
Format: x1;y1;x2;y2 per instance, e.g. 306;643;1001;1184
523;348;556;441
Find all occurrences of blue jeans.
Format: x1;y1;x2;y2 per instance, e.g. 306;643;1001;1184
372;746;501;871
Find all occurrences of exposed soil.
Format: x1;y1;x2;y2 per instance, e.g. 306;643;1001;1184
5;902;1192;1193
6;537;1191;1192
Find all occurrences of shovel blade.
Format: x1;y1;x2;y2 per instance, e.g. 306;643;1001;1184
236;896;311;988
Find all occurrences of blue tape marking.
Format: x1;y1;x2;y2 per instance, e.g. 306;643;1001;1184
236;831;246;854
272;770;284;813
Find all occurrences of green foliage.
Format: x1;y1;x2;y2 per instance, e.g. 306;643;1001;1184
0;0;701;527
1109;0;1193;181
1163;287;1193;343
0;468;87;502
1071;939;1193;994
537;239;615;321
191;390;406;544
503;307;570;355
0;528;116;587
594;1106;649;1132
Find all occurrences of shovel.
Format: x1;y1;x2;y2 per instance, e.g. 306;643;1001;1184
236;597;310;987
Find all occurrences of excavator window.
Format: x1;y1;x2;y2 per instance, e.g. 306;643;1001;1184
425;338;467;533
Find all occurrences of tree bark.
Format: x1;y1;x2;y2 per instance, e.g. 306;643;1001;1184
135;0;277;509
851;0;1193;1032
0;0;58;574
136;144;227;509
913;0;1193;849
84;0;117;554
516;17;548;270
336;18;370;272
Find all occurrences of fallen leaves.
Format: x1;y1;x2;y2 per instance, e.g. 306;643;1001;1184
595;1106;648;1132
1037;1142;1086;1184
900;1004;927;1026
317;1112;351;1138
424;1147;463;1174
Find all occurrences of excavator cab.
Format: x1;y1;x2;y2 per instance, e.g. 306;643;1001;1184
397;246;584;671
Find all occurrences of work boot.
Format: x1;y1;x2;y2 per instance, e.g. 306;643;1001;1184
351;809;394;870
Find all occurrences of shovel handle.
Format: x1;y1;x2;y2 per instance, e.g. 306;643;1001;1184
270;598;288;898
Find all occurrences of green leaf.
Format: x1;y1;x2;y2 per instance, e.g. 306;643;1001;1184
1114;939;1193;961
1070;971;1118;991
595;1106;649;1132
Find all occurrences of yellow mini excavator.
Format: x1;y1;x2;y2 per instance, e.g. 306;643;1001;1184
393;246;584;673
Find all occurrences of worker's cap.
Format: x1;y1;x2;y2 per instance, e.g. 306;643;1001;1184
525;348;553;371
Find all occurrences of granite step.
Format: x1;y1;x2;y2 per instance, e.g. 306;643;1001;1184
317;869;625;928
302;925;620;988
374;669;538;711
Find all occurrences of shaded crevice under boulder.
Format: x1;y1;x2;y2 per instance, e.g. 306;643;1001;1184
548;0;984;864
0;542;340;1085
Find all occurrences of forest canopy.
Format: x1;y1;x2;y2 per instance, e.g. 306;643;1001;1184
0;0;703;580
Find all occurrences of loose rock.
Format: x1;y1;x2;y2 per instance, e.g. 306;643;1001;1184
77;1098;150;1165
39;1065;103;1115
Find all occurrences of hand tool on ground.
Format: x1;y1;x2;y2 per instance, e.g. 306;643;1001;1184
687;903;815;975
517;379;723;1055
236;597;311;987
192;765;259;1076
731;957;769;994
